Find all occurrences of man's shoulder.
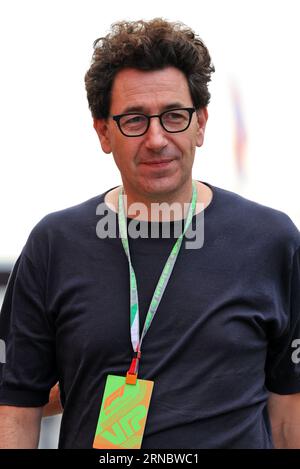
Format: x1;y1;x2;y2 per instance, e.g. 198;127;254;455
25;189;115;247
210;183;300;249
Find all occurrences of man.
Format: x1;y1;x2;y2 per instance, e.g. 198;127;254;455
0;18;300;449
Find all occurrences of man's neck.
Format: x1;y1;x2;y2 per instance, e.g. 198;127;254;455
104;180;213;222
122;180;194;222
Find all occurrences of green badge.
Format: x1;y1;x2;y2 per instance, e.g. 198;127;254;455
93;374;154;449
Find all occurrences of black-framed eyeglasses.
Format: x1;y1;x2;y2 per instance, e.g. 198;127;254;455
111;107;196;137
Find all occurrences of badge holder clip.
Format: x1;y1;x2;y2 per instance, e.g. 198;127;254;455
126;350;141;385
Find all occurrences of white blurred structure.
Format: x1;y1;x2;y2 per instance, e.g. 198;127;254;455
39;416;62;449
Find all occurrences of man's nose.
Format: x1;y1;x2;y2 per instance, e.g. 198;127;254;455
144;117;168;151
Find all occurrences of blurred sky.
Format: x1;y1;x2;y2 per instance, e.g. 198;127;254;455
0;0;299;263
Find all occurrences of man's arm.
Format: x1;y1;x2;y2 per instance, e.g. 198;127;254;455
43;383;63;417
268;392;300;448
0;405;43;448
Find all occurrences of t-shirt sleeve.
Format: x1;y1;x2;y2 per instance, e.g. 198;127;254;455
265;245;300;394
0;244;58;407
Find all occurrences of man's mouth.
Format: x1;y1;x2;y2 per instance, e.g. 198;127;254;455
140;158;175;167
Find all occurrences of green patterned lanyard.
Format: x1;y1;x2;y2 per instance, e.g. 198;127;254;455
118;181;197;381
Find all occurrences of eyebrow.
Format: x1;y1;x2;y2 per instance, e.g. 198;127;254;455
121;102;185;114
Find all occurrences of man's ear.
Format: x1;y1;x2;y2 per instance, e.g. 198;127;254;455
93;118;112;154
196;107;208;147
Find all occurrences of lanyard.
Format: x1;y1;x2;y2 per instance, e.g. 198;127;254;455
118;180;197;382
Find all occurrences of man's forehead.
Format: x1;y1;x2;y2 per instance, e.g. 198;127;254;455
110;66;192;111
122;101;186;114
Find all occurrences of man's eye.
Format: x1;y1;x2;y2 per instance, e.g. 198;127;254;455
124;115;145;125
165;112;185;121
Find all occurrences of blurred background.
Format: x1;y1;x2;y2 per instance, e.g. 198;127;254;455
0;0;299;448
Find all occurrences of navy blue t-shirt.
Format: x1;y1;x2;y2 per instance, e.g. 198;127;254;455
1;181;300;448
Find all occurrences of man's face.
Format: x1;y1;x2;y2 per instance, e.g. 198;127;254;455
94;66;208;199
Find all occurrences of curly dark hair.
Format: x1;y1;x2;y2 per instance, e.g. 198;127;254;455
85;18;215;119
